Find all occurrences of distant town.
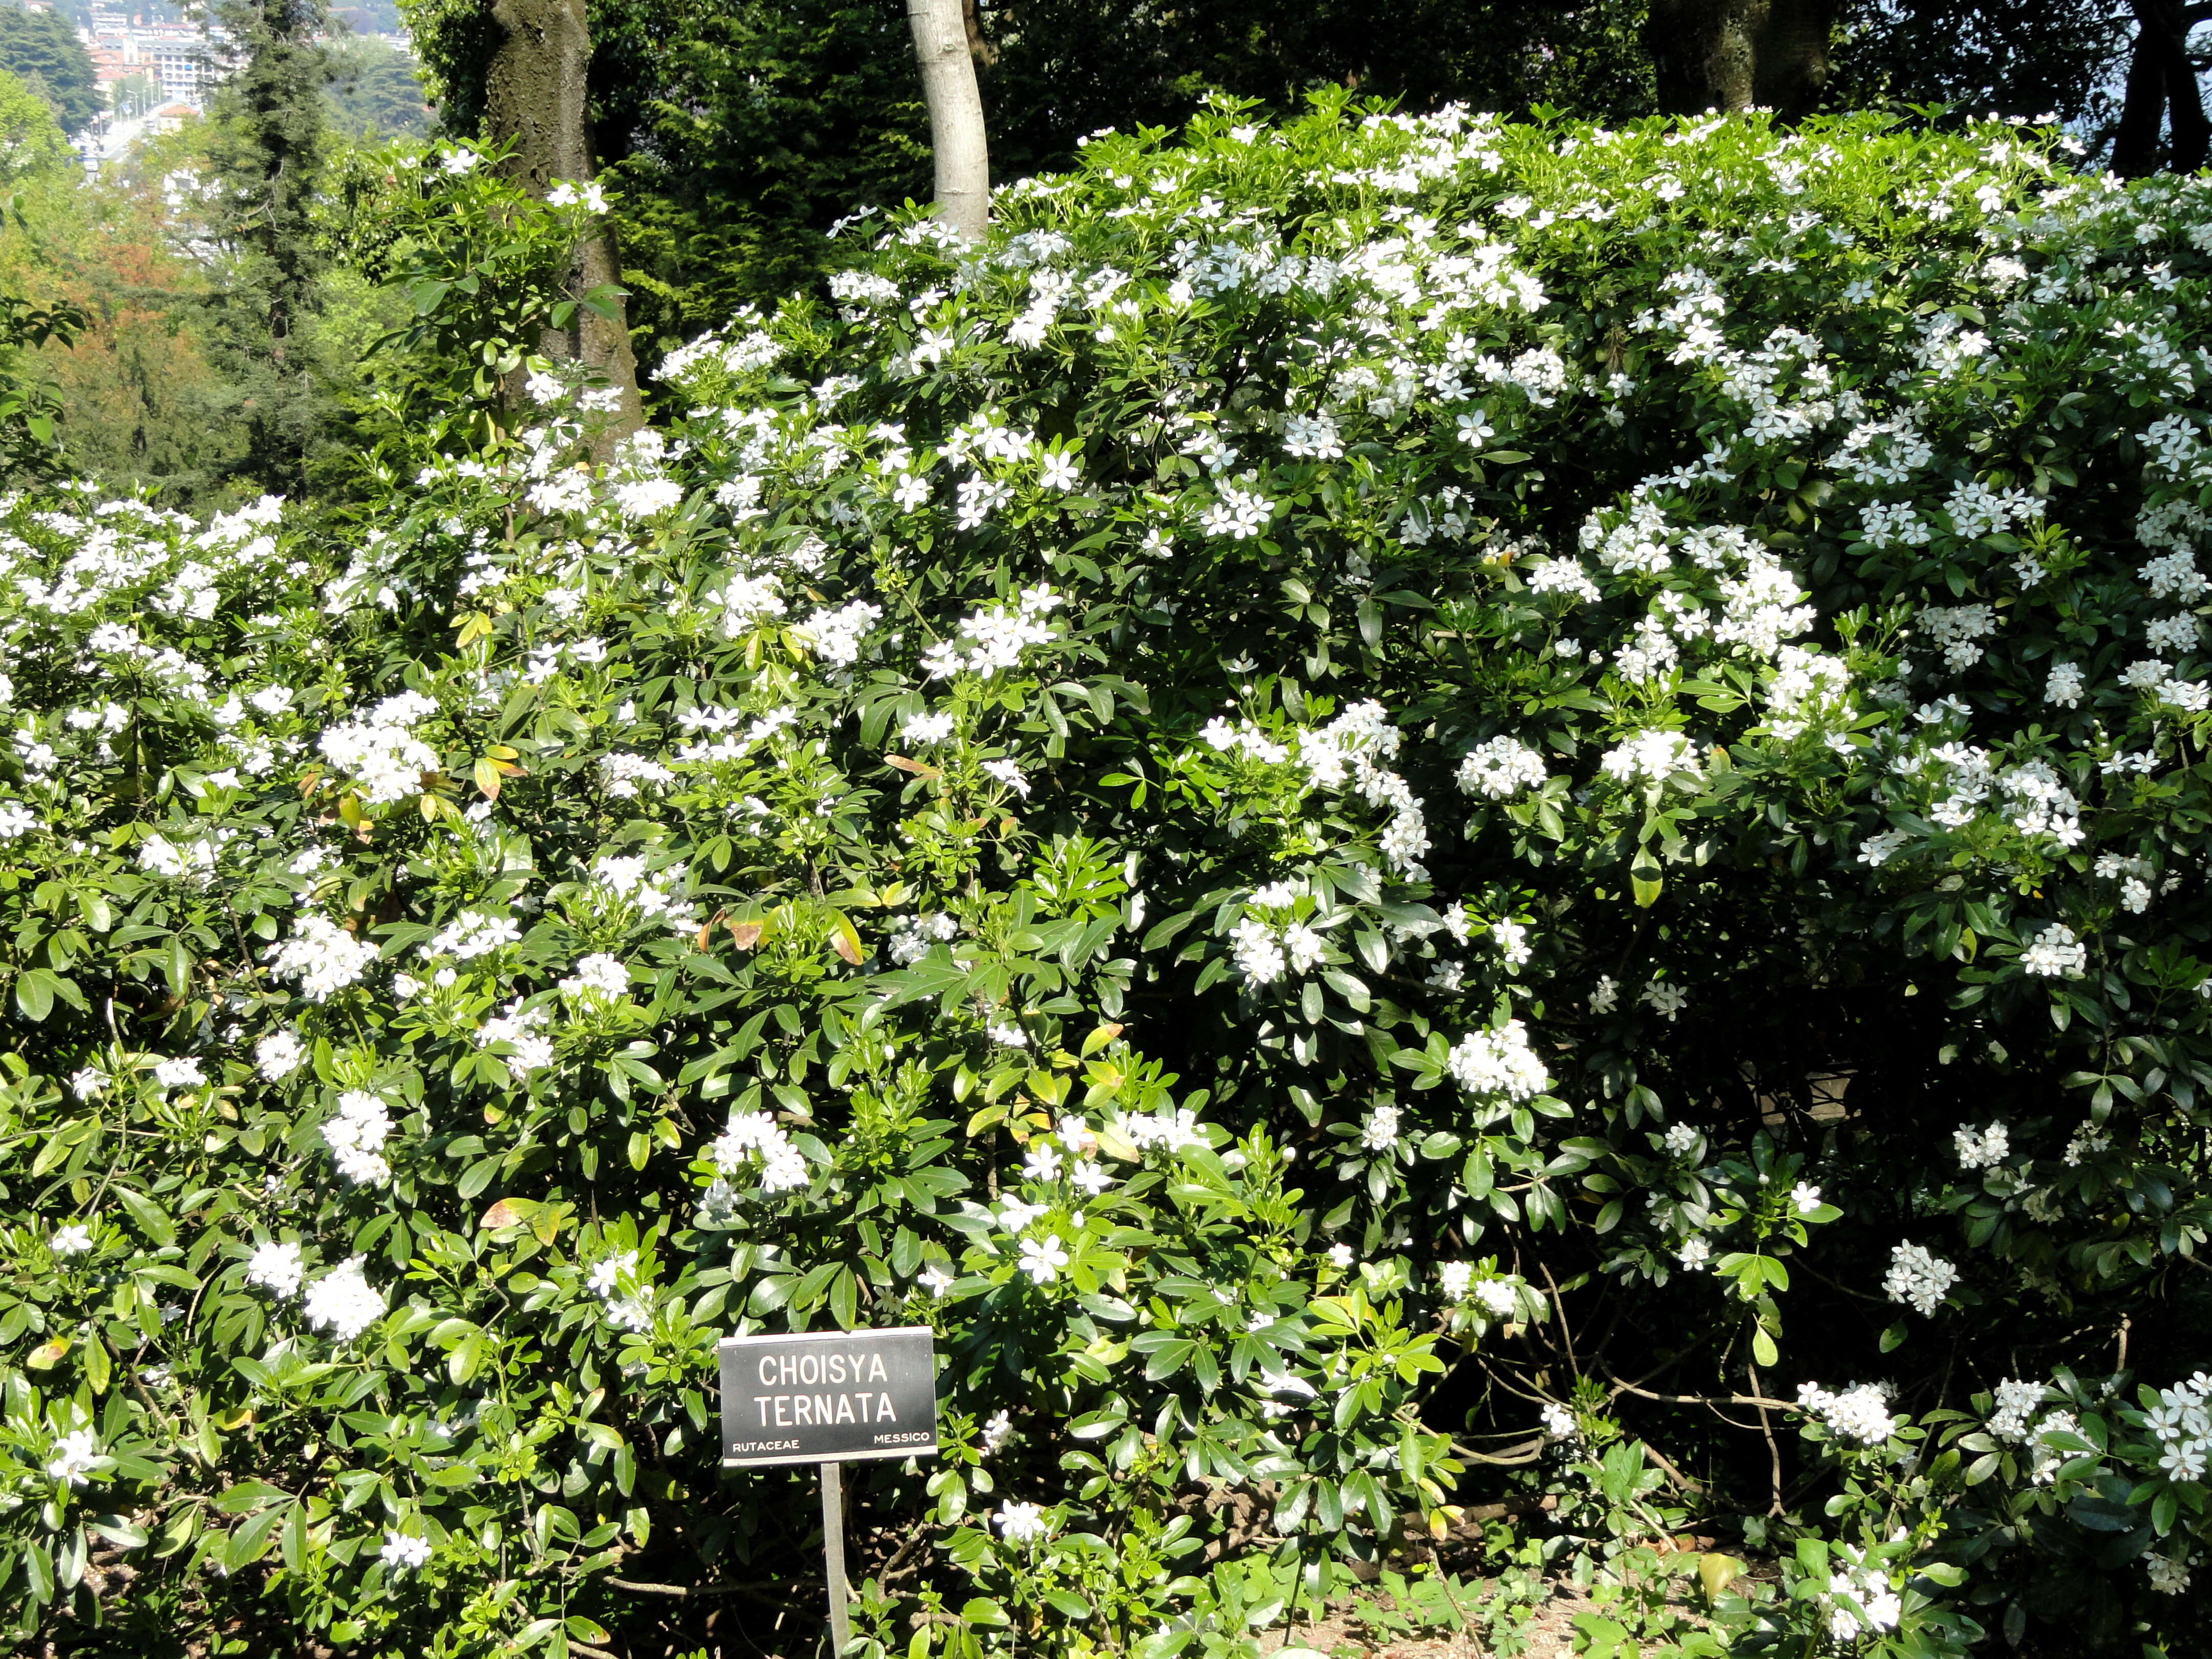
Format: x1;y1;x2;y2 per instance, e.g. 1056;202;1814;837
17;0;423;163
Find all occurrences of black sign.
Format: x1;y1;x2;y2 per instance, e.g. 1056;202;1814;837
718;1325;941;1468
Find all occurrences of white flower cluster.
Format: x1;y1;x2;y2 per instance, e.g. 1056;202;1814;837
1953;1120;2010;1169
1987;1377;2044;1442
921;585;1063;679
1445;1019;1550;1100
476;999;554;1075
591;853;698;932
796;599;884;668
424;909;522;961
1226;881;1327;985
266;914;380;1002
2020;922;2088;977
259;1035;307;1083
317;690;440;805
1296;700;1430;878
245;1239;305;1299
323;1090;395;1186
1796;1380;1899;1445
1456;734;1547;798
303;1257;383;1341
1883;1241;1959;1316
887;910;958;964
711;1109;809;1193
558;952;629;1002
1825;1544;1902;1642
585;1249;653;1333
1118;1105;1207;1155
1600;729;1701;785
2142;1371;2212;1481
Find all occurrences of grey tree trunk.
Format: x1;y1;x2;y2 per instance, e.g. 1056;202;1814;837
906;0;990;242
483;0;642;437
1646;0;1838;119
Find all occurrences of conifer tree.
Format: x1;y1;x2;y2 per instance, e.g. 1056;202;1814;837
203;0;334;496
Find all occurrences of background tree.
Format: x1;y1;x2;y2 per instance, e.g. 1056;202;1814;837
0;6;98;135
1826;0;2133;133
0;63;70;179
202;0;336;494
324;35;433;137
2109;0;2212;174
1644;0;1840;115
478;0;641;433
906;0;989;238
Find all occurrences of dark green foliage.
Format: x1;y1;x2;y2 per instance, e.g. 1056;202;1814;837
0;288;83;480
0;5;98;136
1827;0;2135;136
203;0;336;496
325;36;434;139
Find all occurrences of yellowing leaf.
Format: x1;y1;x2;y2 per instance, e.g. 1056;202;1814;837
25;1337;69;1369
473;757;502;800
1697;1552;1746;1604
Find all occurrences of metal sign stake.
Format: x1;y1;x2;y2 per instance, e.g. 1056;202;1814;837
820;1460;852;1655
716;1325;940;1659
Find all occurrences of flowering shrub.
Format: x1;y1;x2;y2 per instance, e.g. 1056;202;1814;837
6;95;2212;1656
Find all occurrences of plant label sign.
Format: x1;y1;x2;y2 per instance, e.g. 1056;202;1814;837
717;1325;940;1468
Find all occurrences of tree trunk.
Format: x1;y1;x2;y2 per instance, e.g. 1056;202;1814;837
1646;0;1837;119
2112;21;2168;176
2122;0;2212;175
483;0;642;436
906;0;990;241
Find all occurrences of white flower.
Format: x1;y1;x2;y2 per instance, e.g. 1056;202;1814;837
246;1240;305;1299
46;1429;99;1487
1471;1279;1518;1318
1589;974;1619;1013
1037;451;1080;491
1456;735;1546;798
1798;1381;1898;1444
1662;1123;1699;1158
1437;1261;1474;1300
1017;1234;1070;1285
980;757;1030;797
1883;1241;1958;1317
380;1532;433;1571
1022;1142;1062;1182
1326;1243;1355;1270
1360;1105;1401;1152
1791;1182;1822;1215
1540;1401;1576;1440
902;711;956;745
1641;981;1687;1021
1446;1020;1550;1099
559;952;630;1002
324;1090;395;1186
1989;1377;2044;1441
303;1258;384;1341
712;1109;810;1194
1600;730;1701;784
1953;1121;2010;1170
266;914;379;1002
918;1263;954;1296
994;1500;1052;1544
152;1055;205;1091
1677;1236;1711;1270
981;1409;1014;1453
2020;922;2087;977
51;1223;93;1256
256;1029;305;1081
